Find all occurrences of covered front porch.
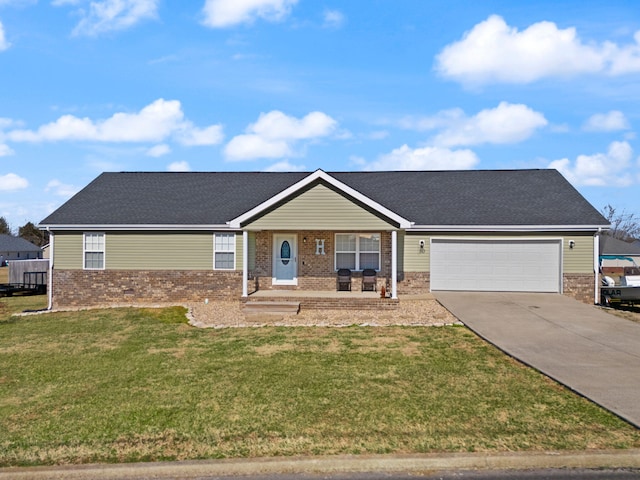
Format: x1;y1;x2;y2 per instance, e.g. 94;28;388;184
238;230;400;299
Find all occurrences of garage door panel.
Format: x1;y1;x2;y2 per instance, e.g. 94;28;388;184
431;239;561;293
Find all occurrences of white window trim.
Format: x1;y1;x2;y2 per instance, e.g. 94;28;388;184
213;232;236;270
334;233;381;271
83;232;105;270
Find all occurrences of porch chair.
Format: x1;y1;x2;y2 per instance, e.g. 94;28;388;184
361;269;377;292
336;268;352;291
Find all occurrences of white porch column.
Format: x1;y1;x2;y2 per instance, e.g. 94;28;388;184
594;229;601;305
391;230;398;299
242;230;248;298
47;230;54;310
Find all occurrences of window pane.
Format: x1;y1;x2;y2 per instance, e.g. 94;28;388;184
84;252;104;269
359;234;379;252
336;234;356;252
215;252;234;269
336;252;356;270
360;252;379;270
215;233;233;251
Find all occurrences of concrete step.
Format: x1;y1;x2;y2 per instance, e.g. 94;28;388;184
242;301;300;315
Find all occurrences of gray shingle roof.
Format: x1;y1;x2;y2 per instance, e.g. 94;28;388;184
40;169;608;228
0;234;42;252
600;234;640;255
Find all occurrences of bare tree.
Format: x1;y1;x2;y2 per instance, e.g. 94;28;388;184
602;204;640;241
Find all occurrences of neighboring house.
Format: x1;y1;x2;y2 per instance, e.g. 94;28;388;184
39;169;609;308
0;234;43;265
599;234;640;277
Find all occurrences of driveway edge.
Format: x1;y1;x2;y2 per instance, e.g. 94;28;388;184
1;450;640;479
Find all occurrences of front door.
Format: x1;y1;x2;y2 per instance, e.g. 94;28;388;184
273;234;297;285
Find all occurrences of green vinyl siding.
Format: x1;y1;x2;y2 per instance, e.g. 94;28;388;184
235;233;244;271
53;231;244;271
53;232;83;269
563;234;594;273
106;232;212;270
246;183;395;230
402;232;430;272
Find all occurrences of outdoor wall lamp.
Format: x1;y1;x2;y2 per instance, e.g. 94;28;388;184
569;240;575;249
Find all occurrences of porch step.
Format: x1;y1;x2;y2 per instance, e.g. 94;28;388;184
241;295;399;311
242;301;301;315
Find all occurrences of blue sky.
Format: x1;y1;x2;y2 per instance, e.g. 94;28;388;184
0;0;639;230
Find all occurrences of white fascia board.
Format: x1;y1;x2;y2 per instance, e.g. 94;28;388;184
409;224;611;232
228;169;412;229
38;224;237;231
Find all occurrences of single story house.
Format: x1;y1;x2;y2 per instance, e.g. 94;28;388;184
39;169;609;308
0;234;43;265
600;234;640;277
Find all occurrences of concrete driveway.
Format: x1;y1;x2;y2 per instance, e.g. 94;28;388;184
434;292;640;428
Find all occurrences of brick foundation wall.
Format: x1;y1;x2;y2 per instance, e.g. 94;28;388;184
52;269;242;308
563;273;595;304
397;272;430;294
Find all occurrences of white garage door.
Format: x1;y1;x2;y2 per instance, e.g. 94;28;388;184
430;239;561;292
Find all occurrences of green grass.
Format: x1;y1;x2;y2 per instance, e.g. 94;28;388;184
0;295;638;467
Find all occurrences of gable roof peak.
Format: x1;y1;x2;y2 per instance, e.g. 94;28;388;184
228;169;412;229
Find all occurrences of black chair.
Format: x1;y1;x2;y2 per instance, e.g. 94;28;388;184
362;269;377;291
336;268;352;291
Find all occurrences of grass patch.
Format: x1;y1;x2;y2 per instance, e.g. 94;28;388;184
0;296;638;466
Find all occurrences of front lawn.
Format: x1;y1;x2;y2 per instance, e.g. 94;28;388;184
1;295;638;466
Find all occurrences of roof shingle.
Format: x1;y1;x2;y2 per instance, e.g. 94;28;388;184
40;169;608;228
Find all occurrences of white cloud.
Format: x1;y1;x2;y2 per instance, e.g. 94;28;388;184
549;141;635;187
0;117;22;130
583;110;630;132
0;173;28;191
263;160;306;172
249;110;336;139
224;110;337;161
225;134;292;160
365;144;480;171
0;20;10;51
45;179;79;197
146;144;171;157
59;0;159;37
201;0;297;28
436;15;640;85
400;102;547;147
436;102;547;147
167;161;191;172
176;124;224;146
609;31;640;75
0;144;14;156
323;9;345;29
6;98;224;147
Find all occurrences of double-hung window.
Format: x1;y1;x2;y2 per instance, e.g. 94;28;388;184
214;233;235;270
84;232;105;270
335;233;380;271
